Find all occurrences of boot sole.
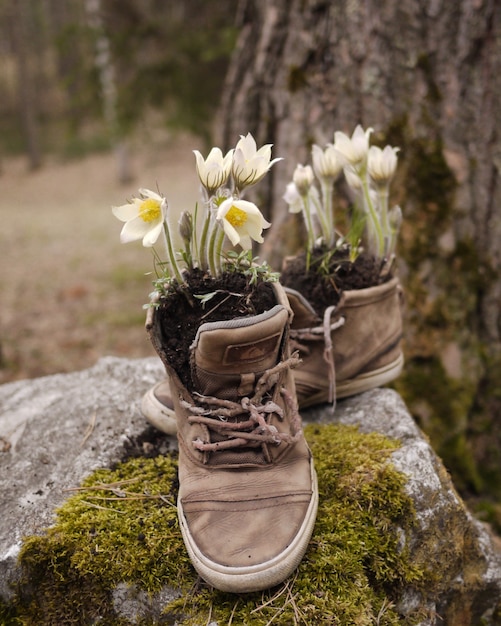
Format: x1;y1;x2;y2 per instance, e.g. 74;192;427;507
299;353;404;409
177;463;319;593
336;352;404;399
140;383;177;435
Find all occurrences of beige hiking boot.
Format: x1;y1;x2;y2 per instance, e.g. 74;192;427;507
145;283;318;593
141;380;177;435
285;276;404;408
141;276;404;427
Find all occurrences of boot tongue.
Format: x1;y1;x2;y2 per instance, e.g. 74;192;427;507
190;305;288;400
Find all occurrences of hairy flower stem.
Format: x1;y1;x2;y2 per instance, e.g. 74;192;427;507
162;221;184;285
376;187;391;239
361;177;384;257
199;212;211;271
215;227;225;274
302;195;316;271
192;202;199;267
321;183;335;247
207;219;219;277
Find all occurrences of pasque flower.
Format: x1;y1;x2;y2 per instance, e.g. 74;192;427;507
113;134;280;285
333;125;373;168
232;132;282;191
216;197;271;249
293;164;315;196
311;143;343;182
283;182;303;213
193;147;234;194
367;145;399;185
112;188;165;247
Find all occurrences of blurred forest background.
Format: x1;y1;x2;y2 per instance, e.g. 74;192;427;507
1;0;501;530
0;0;237;166
0;0;238;386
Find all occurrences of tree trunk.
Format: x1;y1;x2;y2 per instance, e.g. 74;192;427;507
10;0;42;170
217;0;501;506
85;0;133;184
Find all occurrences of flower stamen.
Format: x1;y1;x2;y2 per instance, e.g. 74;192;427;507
226;205;248;228
139;198;162;223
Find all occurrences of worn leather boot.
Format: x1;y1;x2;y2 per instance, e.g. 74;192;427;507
141;276;404;424
145;283;318;593
285;276;404;408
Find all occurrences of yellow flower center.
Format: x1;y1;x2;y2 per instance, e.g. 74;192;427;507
226;205;248;228
139;198;161;223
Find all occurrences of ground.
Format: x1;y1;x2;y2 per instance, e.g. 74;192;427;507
0;132;200;384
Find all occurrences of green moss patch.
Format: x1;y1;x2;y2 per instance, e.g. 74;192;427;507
3;424;426;625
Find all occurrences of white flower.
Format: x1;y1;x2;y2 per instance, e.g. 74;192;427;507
343;168;363;191
367;145;399;184
292;164;315;196
112;188;165;247
283;182;303;213
216;197;271;250
389;204;403;231
232;132;282;190
333;125;373;167
283;180;320;214
193;146;234;193
312;143;343;182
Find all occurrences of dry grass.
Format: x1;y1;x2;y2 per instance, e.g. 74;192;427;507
0;131;201;383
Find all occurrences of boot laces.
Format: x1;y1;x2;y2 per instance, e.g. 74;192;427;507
180;353;303;453
289;305;345;406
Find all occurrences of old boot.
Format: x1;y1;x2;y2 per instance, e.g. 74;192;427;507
141;276;403;424
284;276;404;409
146;284;318;593
141;380;177;435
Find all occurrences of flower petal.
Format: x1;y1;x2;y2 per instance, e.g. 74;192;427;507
112;202;140;222
138;188;162;202
120;216;152;243
142;220;163;247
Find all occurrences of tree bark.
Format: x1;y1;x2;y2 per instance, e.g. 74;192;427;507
217;0;501;504
9;0;42;170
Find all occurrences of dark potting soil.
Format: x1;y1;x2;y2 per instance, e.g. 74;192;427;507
154;269;277;389
280;248;390;316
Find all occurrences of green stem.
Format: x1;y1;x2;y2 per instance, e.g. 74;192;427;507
162;220;184;285
199;211;211;271
377;186;390;236
207;218;218;277
302;195;316;271
215;226;226;274
361;177;384;257
192;202;199;268
320;182;334;246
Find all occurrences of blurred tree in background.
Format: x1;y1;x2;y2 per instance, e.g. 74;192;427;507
216;0;501;524
0;0;238;169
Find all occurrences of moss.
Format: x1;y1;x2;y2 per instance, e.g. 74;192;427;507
5;425;428;625
416;54;442;104
377;114;501;505
287;65;308;93
396;356;483;494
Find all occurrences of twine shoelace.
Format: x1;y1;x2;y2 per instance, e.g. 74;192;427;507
180;353;303;453
289;305;345;407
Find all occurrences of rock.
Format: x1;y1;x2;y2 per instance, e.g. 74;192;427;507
0;357;165;602
1;356;501;624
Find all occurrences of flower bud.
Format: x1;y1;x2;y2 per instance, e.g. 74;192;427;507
368;145;399;185
292;164;314;196
312;143;342;182
178;210;193;244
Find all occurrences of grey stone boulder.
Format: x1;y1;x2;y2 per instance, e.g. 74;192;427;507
1;356;501;624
